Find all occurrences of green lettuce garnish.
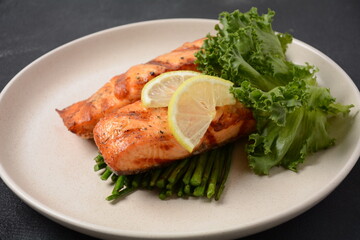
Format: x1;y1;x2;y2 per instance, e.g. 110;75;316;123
195;8;353;175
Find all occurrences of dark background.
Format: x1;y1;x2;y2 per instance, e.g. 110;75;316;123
0;0;359;239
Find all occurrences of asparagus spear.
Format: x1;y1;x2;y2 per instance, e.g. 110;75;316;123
111;173;118;183
94;162;107;171
207;149;223;199
106;187;136;201
149;168;163;187
190;152;209;186
158;189;167;200
94;154;104;163
156;163;178;188
141;173;151;188
131;174;143;188
177;182;185;197
193;151;216;197
95;145;233;201
215;144;233;201
183;184;191;195
166;158;190;189
112;175;126;194
101;166;113;180
182;155;198;185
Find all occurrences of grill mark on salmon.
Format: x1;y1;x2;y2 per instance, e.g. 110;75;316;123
57;38;205;138
93;101;256;174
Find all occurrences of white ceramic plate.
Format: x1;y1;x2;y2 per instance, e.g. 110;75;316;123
0;19;359;240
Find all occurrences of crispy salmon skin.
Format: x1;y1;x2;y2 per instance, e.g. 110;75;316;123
56;38;205;138
93;101;255;174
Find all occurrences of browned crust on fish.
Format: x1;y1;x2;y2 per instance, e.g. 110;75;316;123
57;38;205;138
93;101;255;174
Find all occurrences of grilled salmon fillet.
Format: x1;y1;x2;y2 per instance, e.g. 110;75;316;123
57;38;205;139
93;101;255;174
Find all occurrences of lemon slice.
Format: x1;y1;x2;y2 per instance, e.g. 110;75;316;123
141;70;201;107
168;75;236;152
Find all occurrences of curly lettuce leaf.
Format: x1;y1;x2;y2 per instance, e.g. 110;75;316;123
196;8;353;175
196;8;297;91
231;81;352;175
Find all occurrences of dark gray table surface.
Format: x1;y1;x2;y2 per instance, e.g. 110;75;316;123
1;0;359;239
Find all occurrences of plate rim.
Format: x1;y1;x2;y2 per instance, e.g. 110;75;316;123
0;18;359;239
